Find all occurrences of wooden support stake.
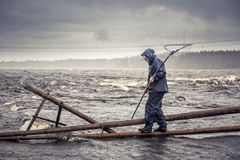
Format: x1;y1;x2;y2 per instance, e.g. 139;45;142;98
24;85;116;133
1;105;240;138
26;99;46;131
55;106;62;127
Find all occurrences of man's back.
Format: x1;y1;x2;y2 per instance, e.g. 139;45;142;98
148;57;168;93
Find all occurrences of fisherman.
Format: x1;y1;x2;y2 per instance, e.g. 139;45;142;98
138;48;168;133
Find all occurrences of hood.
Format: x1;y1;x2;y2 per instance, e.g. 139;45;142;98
141;48;156;65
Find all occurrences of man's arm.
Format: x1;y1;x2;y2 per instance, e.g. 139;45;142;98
152;60;166;81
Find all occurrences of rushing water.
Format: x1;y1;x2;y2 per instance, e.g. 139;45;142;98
0;69;240;159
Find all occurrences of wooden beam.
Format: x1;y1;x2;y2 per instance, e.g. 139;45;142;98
1;125;240;140
0;105;240;138
78;125;240;139
0;123;101;138
33;116;66;126
0;135;59;140
24;85;116;133
166;106;240;121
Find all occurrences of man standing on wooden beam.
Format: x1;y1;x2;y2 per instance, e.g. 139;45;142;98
139;49;168;133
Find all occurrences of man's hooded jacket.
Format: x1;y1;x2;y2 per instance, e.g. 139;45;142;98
141;49;168;93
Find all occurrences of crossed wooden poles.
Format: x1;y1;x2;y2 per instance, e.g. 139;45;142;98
0;85;240;141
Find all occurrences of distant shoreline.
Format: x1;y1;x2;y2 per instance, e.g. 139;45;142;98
0;50;240;70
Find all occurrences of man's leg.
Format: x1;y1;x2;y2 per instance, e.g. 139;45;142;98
144;105;155;130
139;92;155;133
155;93;167;132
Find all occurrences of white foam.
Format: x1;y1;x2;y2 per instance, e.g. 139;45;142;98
10;104;25;112
72;89;79;93
20;120;51;131
3;101;15;106
31;96;41;100
49;80;57;85
100;80;138;91
60;86;67;89
171;75;239;84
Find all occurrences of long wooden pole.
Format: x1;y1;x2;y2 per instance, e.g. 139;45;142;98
1;125;240;140
0;123;101;138
24;85;115;133
78;125;240;139
0;105;240;138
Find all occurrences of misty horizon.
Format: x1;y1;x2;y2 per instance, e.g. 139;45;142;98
1;47;240;62
1;50;239;70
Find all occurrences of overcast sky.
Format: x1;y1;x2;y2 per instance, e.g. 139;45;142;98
0;0;240;61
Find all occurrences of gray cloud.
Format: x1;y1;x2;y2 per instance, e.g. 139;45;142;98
94;30;111;42
0;0;239;60
160;0;240;24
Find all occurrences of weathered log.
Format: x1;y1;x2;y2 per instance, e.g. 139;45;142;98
1;125;240;140
24;85;116;133
0;135;59;140
0;105;240;138
78;125;240;139
0;123;101;138
166;106;240;120
98;105;240;128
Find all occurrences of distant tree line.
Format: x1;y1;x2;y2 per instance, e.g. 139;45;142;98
166;50;240;69
0;50;240;69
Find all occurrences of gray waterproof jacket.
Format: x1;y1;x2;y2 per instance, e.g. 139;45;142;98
142;49;168;93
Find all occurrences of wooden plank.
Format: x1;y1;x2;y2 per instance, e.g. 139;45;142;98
1;125;240;140
166;106;240;120
24;85;116;133
78;125;240;139
0;135;59;140
0;123;101;138
0;105;240;138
